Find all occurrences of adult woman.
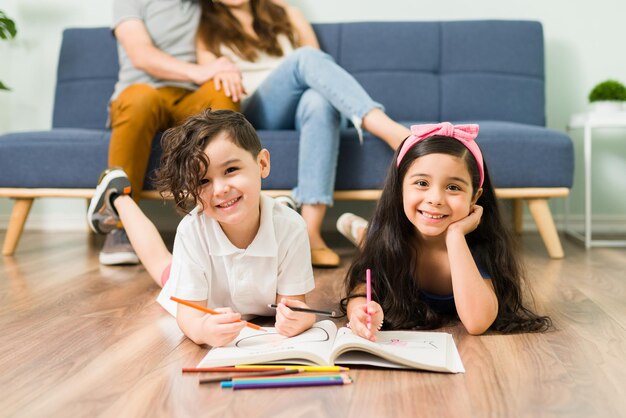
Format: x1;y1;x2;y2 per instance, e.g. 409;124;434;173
197;0;410;267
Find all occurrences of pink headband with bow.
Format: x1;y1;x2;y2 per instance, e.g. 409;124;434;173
396;122;484;187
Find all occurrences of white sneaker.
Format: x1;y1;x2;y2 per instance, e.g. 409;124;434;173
336;212;368;247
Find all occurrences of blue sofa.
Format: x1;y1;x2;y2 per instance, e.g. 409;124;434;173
0;20;574;257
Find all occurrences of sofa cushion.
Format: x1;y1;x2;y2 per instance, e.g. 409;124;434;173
0;129;109;188
470;121;573;188
440;21;545;126
53;28;117;130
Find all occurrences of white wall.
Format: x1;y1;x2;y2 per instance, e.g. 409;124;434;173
1;0;626;232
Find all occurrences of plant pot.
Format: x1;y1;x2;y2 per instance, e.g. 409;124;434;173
589;101;623;113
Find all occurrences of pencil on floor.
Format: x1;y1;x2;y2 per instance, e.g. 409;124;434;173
231;371;342;381
224;375;353;390
236;365;349;372
183;366;290;373
223;374;347;386
170;296;266;332
199;368;303;384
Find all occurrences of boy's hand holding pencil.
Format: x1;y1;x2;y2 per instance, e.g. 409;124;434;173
274;297;317;337
171;296;260;347
197;307;248;347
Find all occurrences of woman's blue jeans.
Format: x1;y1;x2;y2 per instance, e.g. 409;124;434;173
242;47;382;206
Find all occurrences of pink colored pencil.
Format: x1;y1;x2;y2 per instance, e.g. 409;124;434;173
366;268;372;330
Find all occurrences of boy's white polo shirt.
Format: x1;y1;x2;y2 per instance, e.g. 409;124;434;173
157;194;315;319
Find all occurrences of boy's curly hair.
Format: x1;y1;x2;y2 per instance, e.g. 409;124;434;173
154;109;262;213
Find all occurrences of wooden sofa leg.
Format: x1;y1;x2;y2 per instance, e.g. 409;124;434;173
526;198;564;259
512;199;523;235
2;198;34;256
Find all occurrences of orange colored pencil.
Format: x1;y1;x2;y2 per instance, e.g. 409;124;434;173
170;296;266;332
182;367;288;373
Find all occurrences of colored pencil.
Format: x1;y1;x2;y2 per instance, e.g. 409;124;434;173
183;366;289;373
236;365;349;372
199;368;302;384
366;268;372;330
267;304;336;317
222;375;345;388
170;296;265;332
231;372;344;382
228;375;352;390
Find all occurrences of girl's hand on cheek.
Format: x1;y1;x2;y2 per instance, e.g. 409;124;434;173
200;307;247;347
448;204;483;237
348;301;383;342
275;298;316;337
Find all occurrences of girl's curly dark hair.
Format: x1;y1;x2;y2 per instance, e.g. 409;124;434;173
154;109;262;213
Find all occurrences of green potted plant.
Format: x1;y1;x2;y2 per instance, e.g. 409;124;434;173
0;10;17;91
588;79;626;112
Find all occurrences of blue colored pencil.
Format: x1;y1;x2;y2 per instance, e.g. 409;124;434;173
229;376;352;390
221;375;344;388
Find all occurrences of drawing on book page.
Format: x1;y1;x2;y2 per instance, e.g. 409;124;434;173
378;337;438;350
235;325;330;351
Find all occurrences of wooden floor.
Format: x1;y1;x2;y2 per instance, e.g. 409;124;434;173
0;230;624;418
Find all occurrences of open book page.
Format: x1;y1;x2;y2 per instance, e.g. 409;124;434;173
197;320;339;368
330;327;465;373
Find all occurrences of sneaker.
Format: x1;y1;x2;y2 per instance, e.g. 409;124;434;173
87;168;132;234
274;195;298;211
336;212;368;247
99;229;139;266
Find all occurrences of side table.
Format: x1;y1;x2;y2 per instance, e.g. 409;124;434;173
566;110;626;248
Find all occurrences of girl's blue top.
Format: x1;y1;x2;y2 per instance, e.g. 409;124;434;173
418;255;489;315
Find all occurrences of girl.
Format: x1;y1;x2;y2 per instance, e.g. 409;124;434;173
342;123;552;338
196;0;411;267
88;110;316;346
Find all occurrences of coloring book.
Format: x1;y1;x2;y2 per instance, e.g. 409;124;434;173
198;320;464;373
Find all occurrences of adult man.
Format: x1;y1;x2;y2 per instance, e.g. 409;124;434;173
100;0;239;265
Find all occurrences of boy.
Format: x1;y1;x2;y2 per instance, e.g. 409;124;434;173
88;110;315;346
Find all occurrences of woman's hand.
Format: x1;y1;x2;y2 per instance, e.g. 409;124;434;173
348;300;384;342
198;307;247;347
188;57;238;86
213;70;246;103
274;298;316;337
447;204;483;237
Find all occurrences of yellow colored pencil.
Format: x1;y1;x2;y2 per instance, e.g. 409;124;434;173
236;364;349;372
